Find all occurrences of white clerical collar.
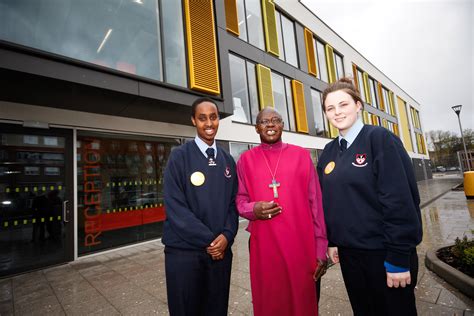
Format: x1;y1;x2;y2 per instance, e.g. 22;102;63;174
194;136;217;158
338;119;364;148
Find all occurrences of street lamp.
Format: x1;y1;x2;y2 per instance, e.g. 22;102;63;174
452;105;471;171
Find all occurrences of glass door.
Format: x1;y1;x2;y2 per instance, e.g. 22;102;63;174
0;124;73;277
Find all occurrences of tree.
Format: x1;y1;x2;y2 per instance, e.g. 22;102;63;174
426;129;474;168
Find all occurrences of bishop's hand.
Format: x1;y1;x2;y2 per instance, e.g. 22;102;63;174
253;201;282;220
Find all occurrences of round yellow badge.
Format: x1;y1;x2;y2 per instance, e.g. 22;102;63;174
190;171;205;186
324;161;336;174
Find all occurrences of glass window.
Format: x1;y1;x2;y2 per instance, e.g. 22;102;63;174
316;41;328;82
382;88;390;114
162;0;187;87
236;0;248;42
356;69;367;102
275;11;285;61
369;78;378;108
284;78;296;132
312;38;321;80
229;54;251;123
229;142;250;162
247;62;260;124
271;72;290;131
311;89;327;137
334;53;344;79
0;0;165;82
280;15;298;67
77;132;179;255
245;0;265;50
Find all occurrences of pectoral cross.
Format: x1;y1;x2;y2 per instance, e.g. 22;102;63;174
268;178;280;199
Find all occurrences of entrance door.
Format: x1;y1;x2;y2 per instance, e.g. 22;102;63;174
0;124;73;277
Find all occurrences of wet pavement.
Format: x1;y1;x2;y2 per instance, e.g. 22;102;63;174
0;176;473;315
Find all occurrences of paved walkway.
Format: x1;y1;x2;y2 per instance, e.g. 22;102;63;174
0;176;473;315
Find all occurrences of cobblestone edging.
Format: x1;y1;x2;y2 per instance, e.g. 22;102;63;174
425;247;474;298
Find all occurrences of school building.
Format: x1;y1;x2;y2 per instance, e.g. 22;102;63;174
0;0;430;277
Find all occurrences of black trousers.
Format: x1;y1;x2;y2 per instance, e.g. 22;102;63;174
338;247;418;316
165;247;233;316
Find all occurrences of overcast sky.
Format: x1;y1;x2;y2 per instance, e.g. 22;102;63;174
301;0;473;135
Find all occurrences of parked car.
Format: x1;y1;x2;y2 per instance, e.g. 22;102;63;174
436;166;446;172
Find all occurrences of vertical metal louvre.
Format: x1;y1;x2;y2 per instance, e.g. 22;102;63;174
261;0;279;56
225;0;239;36
184;0;220;95
304;28;317;76
256;64;274;109
324;44;336;83
291;80;309;133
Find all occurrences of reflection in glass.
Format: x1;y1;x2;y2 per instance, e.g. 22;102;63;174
229;142;250;162
247;62;260;124
0;0;163;81
311;88;327;137
271;72;289;131
275;11;285;61
77;132;178;255
0;131;66;276
369;78;378;108
229;55;251;123
236;0;247;42
313;38;321;80
281;15;298;67
316;41;328;82
162;0;187;87
335;53;344;79
284;78;296;132
382;88;390;114
357;70;367;102
245;0;265;50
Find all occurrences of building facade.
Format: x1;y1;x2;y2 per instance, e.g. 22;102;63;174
0;0;430;277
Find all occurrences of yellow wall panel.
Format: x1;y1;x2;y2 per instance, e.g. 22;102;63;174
256;64;274;109
377;82;385;111
371;114;379;126
261;0;279;56
393;123;400;137
325;44;336;83
397;96;414;152
304;28;317;76
328;120;338;138
388;91;396;116
362;72;371;104
362;110;370;124
352;64;359;89
291;80;309;133
225;0;239;36
184;0;220;95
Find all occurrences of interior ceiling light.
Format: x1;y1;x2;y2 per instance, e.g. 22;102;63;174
97;29;113;53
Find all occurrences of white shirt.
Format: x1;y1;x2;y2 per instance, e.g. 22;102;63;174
194;136;217;158
338;119;364;149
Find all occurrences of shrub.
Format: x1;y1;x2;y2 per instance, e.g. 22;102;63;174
437;236;474;278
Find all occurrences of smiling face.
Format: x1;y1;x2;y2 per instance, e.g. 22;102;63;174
324;90;362;136
255;108;284;144
191;101;219;146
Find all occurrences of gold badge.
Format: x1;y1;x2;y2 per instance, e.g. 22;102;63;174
324;161;336;174
190;171;205;186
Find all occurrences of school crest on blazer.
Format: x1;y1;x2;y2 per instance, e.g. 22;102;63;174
352;154;368;167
